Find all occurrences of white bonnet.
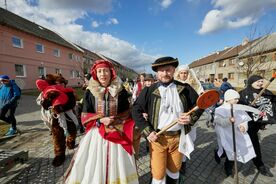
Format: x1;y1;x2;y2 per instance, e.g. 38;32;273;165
224;89;240;101
177;65;189;71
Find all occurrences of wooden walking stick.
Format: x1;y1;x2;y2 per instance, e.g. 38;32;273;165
251;69;276;106
156;89;220;136
230;104;239;184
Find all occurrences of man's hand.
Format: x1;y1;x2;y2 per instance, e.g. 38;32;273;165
147;131;158;142
178;113;191;125
100;116;115;126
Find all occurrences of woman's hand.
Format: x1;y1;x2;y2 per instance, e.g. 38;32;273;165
178;113;191;125
100;116;115;126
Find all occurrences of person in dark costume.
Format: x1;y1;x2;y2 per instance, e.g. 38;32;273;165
239;75;275;177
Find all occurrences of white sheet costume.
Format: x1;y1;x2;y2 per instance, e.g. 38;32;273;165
214;104;256;163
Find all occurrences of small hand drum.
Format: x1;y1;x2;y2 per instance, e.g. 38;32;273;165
196;89;220;109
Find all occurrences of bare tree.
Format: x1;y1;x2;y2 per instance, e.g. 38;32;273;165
237;25;275;78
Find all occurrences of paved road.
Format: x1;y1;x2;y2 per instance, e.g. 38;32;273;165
0;95;275;183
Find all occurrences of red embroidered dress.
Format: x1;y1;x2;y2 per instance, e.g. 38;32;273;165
65;75;138;184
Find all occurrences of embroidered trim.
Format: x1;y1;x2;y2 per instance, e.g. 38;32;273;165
82;113;103;125
87;77;123;98
176;84;185;94
108;173;138;184
153;98;161;129
152;88;160;97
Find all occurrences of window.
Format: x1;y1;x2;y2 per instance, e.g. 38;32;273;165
12;36;23;48
228;73;234;80
38;66;46;76
76;55;81;62
55;68;61;74
70;70;74;78
71;70;80;78
36;43;44;53
68;53;74;60
218;61;224;67
76;70;80;78
15;64;26;77
53;49;60;57
229;58;236;65
218;73;223;79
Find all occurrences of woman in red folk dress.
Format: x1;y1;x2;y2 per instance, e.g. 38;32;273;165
65;60;138;184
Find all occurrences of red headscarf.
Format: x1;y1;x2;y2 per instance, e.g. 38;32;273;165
90;60;116;82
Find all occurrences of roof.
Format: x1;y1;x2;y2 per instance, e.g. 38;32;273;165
99;54;137;73
239;33;276;58
0;7;81;51
77;45;102;61
189;48;232;68
189;37;261;68
216;39;258;61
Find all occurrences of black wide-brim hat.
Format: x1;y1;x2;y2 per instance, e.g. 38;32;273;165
152;56;179;72
144;73;154;81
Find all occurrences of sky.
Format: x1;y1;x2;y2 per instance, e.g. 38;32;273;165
1;0;276;73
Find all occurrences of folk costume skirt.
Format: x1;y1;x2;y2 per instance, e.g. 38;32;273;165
65;128;139;184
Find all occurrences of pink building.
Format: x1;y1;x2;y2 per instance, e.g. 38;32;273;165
0;8;138;89
0;8;84;89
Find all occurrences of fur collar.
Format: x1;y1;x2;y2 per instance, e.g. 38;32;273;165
87;77;123;98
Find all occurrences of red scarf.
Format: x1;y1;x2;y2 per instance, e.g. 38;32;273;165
136;82;143;97
81;113;134;155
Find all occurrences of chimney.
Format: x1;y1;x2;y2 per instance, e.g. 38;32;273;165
242;37;249;46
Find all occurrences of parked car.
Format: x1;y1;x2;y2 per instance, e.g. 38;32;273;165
201;82;217;90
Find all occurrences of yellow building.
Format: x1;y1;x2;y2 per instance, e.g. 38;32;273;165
189;33;276;91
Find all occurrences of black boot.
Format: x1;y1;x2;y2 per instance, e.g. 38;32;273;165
214;149;221;164
179;161;186;175
258;165;274;177
166;175;178;184
224;160;234;177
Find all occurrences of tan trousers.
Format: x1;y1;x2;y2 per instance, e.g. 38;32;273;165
150;134;183;180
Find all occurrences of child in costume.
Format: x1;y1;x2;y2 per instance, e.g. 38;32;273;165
214;89;256;176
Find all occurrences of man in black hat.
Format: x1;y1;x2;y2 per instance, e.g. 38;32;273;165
239;75;275;177
132;56;203;183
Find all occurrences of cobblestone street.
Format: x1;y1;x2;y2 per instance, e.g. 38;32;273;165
0;95;275;184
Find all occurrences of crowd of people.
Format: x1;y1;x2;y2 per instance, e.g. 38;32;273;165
0;56;275;183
